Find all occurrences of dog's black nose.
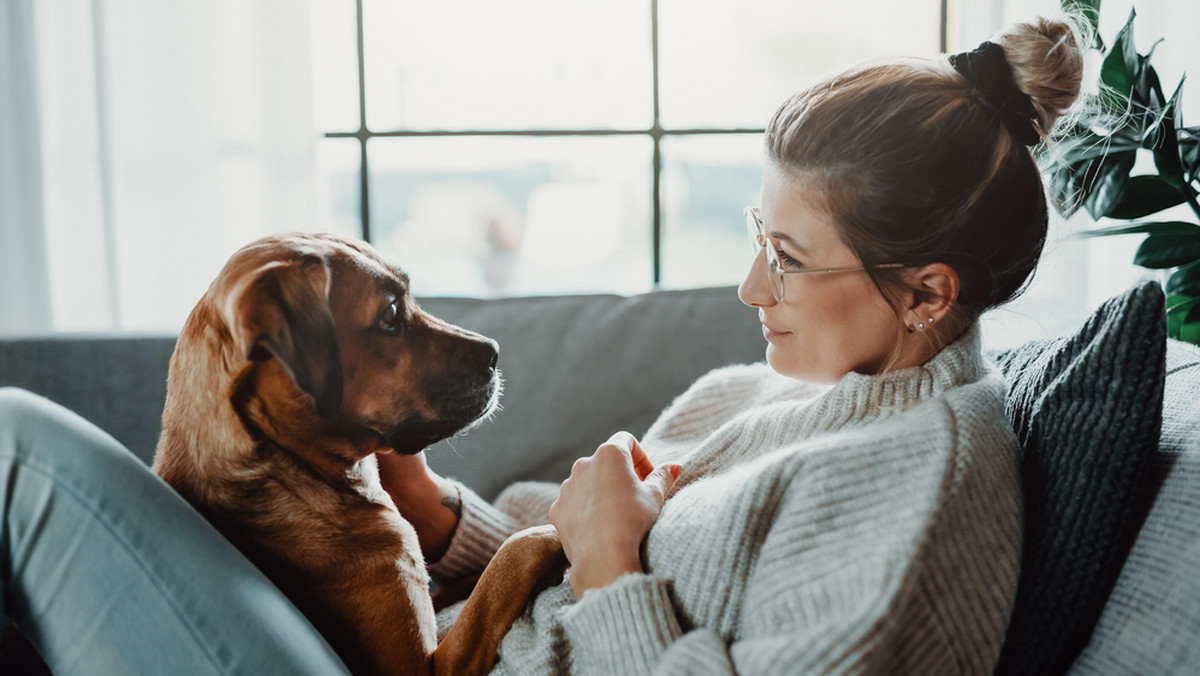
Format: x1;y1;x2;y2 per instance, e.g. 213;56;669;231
465;338;499;371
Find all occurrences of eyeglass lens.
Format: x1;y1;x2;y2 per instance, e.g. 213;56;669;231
746;208;785;302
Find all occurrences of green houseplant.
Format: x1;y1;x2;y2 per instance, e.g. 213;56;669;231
1048;0;1200;344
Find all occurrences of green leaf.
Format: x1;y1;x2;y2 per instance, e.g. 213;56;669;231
1084;151;1137;219
1166;262;1200;296
1131;42;1166;115
1050;168;1083;217
1180;296;1200;321
1100;8;1138;108
1078;221;1200;238
1179;319;1200;346
1151;77;1187;189
1134;233;1200;268
1057;133;1141;164
1107;175;1189;219
1166;294;1199;340
1176;296;1200;344
1167;293;1200;313
1181;127;1200;183
1047;134;1138;217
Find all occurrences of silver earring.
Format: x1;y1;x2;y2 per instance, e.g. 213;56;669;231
917;322;924;330
927;317;935;324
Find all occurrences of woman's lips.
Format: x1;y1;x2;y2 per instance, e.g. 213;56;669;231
762;324;791;340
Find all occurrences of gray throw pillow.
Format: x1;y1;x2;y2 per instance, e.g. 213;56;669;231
1066;339;1200;675
989;280;1167;676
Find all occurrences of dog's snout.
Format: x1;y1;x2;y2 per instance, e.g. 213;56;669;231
465;338;499;372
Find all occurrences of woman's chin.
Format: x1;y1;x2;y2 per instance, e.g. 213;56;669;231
765;346;842;385
764;345;794;376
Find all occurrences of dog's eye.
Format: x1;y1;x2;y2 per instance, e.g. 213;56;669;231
379;300;401;332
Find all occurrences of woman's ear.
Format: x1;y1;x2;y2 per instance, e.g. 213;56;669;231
905;263;960;329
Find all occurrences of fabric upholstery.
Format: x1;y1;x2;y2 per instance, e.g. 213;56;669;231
1066;339;1200;675
0;336;176;464
0;288;765;488
989;281;1167;676
419;286;765;500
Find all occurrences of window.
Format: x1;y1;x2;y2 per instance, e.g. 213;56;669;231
310;0;945;297
13;0;1193;336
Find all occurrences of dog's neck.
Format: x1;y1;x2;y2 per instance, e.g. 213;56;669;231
232;359;380;482
155;310;377;505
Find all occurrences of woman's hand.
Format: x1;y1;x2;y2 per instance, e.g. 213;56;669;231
549;432;681;599
376;450;461;563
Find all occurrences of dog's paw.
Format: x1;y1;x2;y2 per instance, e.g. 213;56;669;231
496;525;567;590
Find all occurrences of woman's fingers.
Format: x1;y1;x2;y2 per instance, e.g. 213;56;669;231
643;463;682;505
630;440;656;481
599;431;655;480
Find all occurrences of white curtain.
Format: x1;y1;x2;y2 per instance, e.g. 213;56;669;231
0;0;320;335
1;0;52;333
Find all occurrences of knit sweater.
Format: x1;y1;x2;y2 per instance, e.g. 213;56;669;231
431;325;1023;675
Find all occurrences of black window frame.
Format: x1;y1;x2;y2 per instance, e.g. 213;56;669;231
324;0;950;287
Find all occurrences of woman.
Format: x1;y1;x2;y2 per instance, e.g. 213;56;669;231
380;16;1084;675
0;16;1083;676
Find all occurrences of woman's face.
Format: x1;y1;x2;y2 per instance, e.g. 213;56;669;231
738;163;906;383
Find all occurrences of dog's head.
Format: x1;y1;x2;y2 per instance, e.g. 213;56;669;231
197;232;499;460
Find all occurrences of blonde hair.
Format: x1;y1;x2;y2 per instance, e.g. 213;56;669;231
764;18;1085;334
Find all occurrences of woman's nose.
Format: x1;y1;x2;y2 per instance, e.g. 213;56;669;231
738;248;776;308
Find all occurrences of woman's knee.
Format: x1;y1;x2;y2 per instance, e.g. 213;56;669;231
0;387;130;471
0;388;56;445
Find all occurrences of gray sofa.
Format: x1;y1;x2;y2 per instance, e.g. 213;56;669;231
1;284;1198;674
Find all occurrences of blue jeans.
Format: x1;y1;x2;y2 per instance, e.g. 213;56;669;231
0;388;351;675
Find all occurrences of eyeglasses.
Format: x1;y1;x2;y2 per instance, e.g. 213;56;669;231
745;206;906;303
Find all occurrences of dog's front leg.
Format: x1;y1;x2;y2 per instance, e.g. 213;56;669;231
431;525;567;676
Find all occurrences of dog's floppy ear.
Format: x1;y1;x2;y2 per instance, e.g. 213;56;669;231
225;256;343;418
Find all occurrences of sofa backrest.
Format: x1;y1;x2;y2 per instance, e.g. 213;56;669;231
0;287;766;495
417;286;765;499
0;335;177;465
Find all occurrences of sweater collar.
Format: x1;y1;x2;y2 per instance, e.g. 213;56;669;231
816;323;986;421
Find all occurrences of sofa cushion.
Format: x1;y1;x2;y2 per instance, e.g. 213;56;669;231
417;286;765;501
1066;339;1200;675
989;280;1167;676
0;335;177;465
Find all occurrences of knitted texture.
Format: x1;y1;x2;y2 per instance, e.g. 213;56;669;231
990;281;1167;676
1067;339;1200;675
433;326;1023;675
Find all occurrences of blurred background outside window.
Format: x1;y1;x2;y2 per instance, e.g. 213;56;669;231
2;0;1198;345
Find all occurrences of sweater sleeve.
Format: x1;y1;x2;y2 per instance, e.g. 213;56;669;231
428;479;561;583
432;364;787;582
561;396;1022;675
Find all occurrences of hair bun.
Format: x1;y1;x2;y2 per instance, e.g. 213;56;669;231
949;41;1041;145
992;17;1085;136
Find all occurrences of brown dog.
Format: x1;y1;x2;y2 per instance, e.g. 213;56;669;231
152;232;566;676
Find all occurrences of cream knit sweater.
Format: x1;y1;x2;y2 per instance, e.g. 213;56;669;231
432;326;1022;675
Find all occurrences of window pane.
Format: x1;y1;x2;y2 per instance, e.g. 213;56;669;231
316;139;363;239
309;0;361;131
368;136;653;297
659;0;942;129
660;134;764;289
362;0;652;131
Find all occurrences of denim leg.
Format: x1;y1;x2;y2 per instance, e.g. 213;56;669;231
0;388;350;676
